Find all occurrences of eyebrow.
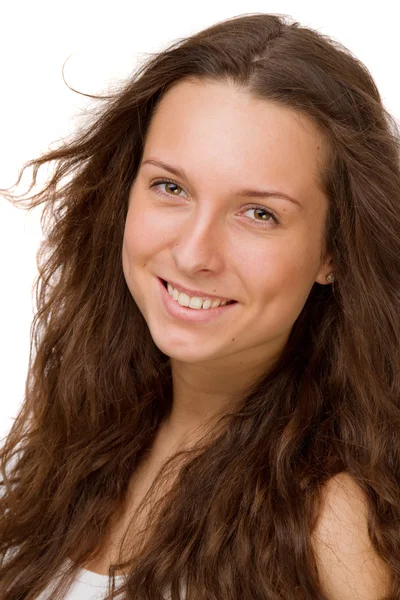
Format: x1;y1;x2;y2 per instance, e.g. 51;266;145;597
141;158;302;208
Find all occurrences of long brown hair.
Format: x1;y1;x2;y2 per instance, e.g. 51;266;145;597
0;12;399;599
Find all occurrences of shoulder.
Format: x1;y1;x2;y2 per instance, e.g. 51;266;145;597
311;472;393;599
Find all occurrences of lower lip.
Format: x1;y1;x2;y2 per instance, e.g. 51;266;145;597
157;277;238;324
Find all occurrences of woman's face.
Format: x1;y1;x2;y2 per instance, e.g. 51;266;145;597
122;79;332;365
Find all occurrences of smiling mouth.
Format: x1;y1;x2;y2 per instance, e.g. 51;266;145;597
161;279;237;306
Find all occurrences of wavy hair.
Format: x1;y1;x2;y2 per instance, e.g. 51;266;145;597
0;12;399;600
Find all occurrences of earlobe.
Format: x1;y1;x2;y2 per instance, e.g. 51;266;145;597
325;272;334;284
315;257;334;285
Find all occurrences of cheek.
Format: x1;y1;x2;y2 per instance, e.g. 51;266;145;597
246;244;297;284
123;202;165;263
247;239;317;304
128;189;180;246
273;247;321;320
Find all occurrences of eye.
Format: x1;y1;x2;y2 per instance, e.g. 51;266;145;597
149;178;280;228
242;206;280;228
149;178;187;198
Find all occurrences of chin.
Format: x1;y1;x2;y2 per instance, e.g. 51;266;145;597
150;332;217;363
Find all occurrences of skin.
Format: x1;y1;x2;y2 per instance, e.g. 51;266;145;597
122;78;333;446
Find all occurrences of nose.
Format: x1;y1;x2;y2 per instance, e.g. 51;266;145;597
171;211;225;274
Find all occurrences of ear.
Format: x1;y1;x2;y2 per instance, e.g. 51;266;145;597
315;254;334;285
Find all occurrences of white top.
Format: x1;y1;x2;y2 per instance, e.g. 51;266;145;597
35;560;183;599
35;560;125;600
61;566;124;600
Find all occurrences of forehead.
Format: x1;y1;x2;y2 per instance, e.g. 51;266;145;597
143;79;329;205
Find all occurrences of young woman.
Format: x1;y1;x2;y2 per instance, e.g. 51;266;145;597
0;12;399;600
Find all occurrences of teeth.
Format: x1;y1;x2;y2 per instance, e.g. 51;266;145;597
166;282;230;310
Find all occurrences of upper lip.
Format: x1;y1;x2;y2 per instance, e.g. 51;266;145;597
161;278;235;302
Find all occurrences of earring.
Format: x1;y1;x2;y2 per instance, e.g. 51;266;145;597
326;272;334;283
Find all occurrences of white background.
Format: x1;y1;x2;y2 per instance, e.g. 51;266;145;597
1;0;399;439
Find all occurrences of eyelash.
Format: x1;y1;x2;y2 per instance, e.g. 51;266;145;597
149;178;280;228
